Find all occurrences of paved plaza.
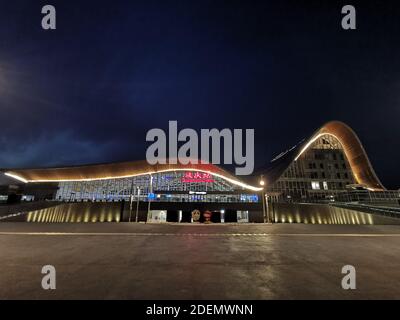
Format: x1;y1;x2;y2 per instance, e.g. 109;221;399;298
1;223;400;299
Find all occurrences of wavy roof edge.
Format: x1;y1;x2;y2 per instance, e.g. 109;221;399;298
254;120;384;191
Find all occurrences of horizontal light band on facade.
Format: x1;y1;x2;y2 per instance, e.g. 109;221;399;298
4;168;264;192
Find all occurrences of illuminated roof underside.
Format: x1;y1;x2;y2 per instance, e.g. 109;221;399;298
293;121;384;190
308;121;384;191
257;121;385;191
4;160;263;192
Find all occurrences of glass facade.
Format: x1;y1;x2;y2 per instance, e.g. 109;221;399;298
55;171;259;203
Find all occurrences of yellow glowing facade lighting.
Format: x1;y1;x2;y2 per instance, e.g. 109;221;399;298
293;130;382;192
4;172;28;183
294;133;342;162
5;168;263;192
4;121;383;193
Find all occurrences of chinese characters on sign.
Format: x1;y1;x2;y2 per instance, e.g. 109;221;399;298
181;172;214;183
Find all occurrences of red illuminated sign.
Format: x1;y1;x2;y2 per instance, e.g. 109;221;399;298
182;172;214;183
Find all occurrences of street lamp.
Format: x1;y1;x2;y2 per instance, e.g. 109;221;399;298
129;179;134;222
147;175;153;222
260;175;267;223
135;187;140;223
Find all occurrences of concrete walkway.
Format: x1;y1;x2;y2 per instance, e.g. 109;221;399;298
1;223;400;299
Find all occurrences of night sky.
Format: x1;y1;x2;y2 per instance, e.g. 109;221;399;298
0;0;399;188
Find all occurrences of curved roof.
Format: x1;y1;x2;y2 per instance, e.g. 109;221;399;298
256;121;385;191
3;121;384;192
4;159;263;192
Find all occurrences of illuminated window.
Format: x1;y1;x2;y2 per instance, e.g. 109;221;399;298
323;181;328;190
311;181;320;190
